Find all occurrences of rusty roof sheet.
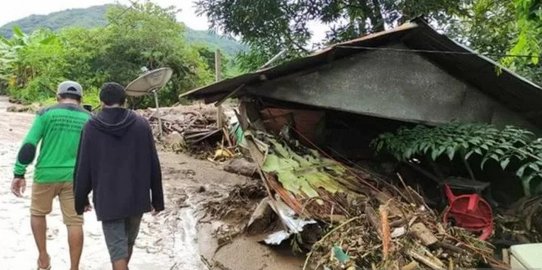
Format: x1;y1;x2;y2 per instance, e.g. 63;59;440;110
181;18;542;126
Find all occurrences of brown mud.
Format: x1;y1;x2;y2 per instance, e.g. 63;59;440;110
0;96;303;269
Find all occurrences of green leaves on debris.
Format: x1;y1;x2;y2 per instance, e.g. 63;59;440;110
373;123;542;195
261;139;346;197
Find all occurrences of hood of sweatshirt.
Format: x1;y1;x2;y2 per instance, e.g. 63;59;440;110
90;107;137;137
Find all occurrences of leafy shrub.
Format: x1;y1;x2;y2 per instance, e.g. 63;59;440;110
373;123;542;196
0;3;216;108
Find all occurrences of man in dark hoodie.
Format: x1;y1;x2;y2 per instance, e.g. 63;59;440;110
74;82;164;270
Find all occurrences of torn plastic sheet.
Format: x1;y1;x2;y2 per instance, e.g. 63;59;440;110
263;230;292;245
225;110;247;148
263;197;317;245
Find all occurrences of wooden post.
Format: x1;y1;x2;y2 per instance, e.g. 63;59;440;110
215;49;224;128
153;90;163;137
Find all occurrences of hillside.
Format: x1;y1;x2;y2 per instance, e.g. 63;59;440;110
0;4;245;55
0;5;110;37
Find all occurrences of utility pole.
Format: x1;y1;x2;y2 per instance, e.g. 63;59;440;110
215;49;224;128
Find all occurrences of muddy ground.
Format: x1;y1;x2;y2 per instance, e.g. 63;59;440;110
0;96;303;270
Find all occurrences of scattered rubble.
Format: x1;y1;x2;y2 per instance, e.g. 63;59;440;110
6;103;40;113
201;182;269;250
163;131;184;151
139;104;233;159
203;183;267;222
243;129;504;269
495;196;542;244
145;102;537;269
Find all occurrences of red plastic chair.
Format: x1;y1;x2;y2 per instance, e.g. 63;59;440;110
443;184;493;240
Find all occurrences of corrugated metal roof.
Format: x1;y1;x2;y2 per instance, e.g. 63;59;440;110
181;18;542;126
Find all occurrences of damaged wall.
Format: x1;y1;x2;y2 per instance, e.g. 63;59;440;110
246;43;537;131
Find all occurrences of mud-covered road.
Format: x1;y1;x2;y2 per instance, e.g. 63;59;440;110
0;97;224;269
0;96;194;269
0;97;304;270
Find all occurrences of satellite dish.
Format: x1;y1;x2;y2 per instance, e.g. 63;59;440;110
125;67;173;97
125;67;173;137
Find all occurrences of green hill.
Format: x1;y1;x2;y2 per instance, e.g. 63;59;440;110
185;29;246;55
0;4;245;55
0;5;110;37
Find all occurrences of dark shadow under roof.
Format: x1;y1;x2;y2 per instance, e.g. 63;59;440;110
182;18;542;127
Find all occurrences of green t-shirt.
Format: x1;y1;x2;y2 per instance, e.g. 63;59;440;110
14;103;91;183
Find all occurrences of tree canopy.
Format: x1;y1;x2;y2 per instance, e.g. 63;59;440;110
509;0;542;63
197;0;542;85
0;4;246;56
196;0;472;70
1;0;541;106
0;2;228;107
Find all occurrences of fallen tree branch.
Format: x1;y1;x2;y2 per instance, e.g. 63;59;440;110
380;204;391;259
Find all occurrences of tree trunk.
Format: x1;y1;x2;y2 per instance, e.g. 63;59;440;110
370;0;385;31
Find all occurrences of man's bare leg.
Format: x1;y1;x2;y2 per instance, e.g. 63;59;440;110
112;259;128;270
127;245;134;263
67;225;84;270
126;215;142;266
31;215;50;268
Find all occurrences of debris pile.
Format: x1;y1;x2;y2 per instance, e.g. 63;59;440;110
245;130;504;269
140;105;229;158
305;201;497;269
495;196;542;243
203;183;267;221
202;183;268;248
6;103;40;113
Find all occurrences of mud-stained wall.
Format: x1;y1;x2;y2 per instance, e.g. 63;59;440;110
246;43;537;131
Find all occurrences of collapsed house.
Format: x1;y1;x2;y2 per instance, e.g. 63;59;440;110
182;18;542;269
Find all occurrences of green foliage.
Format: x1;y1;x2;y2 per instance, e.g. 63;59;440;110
442;0;542;85
0;27;67;102
94;2;212;107
262;138;346;197
0;2;223;108
0;4;246;56
447;1;517;57
196;0;471;71
508;0;542;64
185;29;247;56
197;0;542;85
373;123;542;196
194;45;242;79
41;86;101;108
499;0;542;83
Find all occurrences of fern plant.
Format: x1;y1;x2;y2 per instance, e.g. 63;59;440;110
372;123;542;196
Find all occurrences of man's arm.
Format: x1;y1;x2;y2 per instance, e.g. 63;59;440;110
13;114;45;178
148;125;164;212
74;125;92;215
11;114;45;197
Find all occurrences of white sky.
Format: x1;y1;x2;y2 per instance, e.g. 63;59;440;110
0;0;327;43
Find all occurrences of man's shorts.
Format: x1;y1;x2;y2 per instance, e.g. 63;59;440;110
102;215;143;262
30;182;83;226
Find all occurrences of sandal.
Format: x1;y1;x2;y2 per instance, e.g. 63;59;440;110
37;255;51;270
37;264;51;270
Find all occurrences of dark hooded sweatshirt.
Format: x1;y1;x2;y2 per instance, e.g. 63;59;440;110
74;108;164;221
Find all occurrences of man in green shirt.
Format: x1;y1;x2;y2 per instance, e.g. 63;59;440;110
11;81;91;270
